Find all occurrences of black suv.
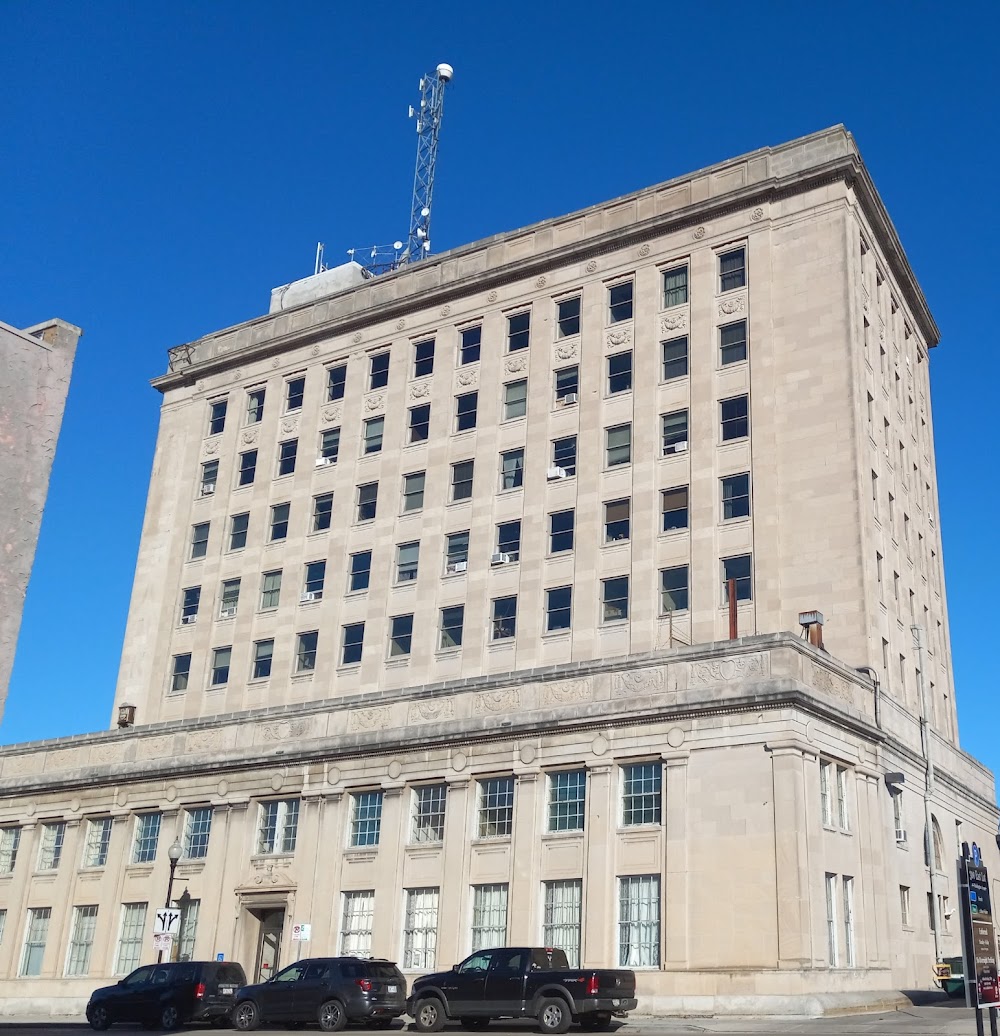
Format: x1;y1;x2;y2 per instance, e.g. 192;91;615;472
232;957;406;1031
86;960;247;1030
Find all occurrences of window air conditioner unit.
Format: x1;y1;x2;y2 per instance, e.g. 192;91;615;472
561;392;578;405
300;591;318;603
547;466;568;480
447;561;468;574
201;484;216;496
220;608;236;618
181;615;197;625
491;552;511;565
672;440;688;453
895;828;907;843
315;456;334;467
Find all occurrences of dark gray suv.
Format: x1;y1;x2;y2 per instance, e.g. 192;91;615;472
232;957;406;1031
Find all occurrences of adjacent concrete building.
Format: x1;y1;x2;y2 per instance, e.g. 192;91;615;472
0;317;81;721
0;127;993;1018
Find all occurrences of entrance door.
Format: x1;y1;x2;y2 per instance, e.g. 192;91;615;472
254;908;285;983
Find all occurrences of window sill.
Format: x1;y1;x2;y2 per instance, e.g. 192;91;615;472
471;837;512;847
251;853;294;864
658;527;690;539
265;540;287;549
541;628;571;641
273;473;296;483
720;515;751;526
124;864;155;876
497;487;524;496
291;672;315;682
344;847;379;857
541;829;584;841
337;664;362;675
658;609;689;619
385;657;410;670
206;684;228;693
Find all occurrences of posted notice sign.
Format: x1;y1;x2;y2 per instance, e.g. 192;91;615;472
291;923;312;942
962;845;1000;1009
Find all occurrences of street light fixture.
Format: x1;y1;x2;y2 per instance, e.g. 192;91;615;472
157;838;184;964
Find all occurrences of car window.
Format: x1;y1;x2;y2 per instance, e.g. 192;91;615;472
273;963;308;983
459;951;493;974
151;968;171;986
176;964;195;982
216;964;247;985
366;963;401;980
122;966;155;987
304;962;332;981
490;950;524;974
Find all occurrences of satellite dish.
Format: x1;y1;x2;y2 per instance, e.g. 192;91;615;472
393;241;403;250
421;207;430;218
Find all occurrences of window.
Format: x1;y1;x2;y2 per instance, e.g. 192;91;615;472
65;905;98;976
285;376;305;412
184;807;212;859
445;531;469;572
460;325;482;365
451;460;474;501
892;789;905;841
276;438;298;476
554;366;579;403
246;388;265;425
544;880;582;968
312;493;333;532
396;542;419;583
456;392;478;431
825;873;838;965
552;436;577;476
503;379;528;420
114;903;146;975
260;570;282;610
319;427;340;463
38;821;66;870
606;424;631;467
622;762;661;825
20;906;51;977
660;565;689;612
661;337;688;381
252;640;274;680
409;404;430;443
200;459;218;495
661;410;688;454
662;264;688;308
0;908;6;945
190;522;210;560
618;876;660;967
208;398;228;435
722;554;752;602
412;785;447;843
327;363;346;402
258;799;299;854
440;606;464;649
341;623;364;665
720;395;749;440
178;898;200;962
133;813;161;863
403;471;426;511
721;473;750;519
369;352;390;390
602;576;629;623
900;885;911;927
471;885;508;951
0;827;20;872
607;351;632;394
719;320;747;365
219;578;240;618
210;646;231;686
340;891;375;957
500;449;524;490
843;877;856;966
296;631;318;672
363;417;384;455
413;338;435;378
83;818;112;868
719;246;746;291
820;761;833;826
348;551;372;592
661;486;689;531
180;586;200;623
357;482;378;521
269;503;289;542
351;791;384;847
549;770;585;831
507;311;530;352
549;509;575;553
492;596;517;640
479;777;514;838
170;653;191;693
229;512;249;550
403;888;439;970
608;281;633;323
557;296;581;337
604;499;630;543
301;560;325;601
496;520;521;562
546;586;572;632
836;766;850;831
389;614;413;657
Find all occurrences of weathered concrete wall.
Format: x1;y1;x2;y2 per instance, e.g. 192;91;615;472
0;318;81;721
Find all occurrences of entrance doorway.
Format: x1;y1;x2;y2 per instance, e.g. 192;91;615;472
252;907;285;982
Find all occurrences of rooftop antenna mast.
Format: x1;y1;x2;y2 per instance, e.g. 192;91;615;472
400;62;454;265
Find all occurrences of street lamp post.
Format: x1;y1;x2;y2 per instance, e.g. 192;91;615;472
158;839;183;963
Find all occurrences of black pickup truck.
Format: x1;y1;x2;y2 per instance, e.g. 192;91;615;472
407;946;637;1033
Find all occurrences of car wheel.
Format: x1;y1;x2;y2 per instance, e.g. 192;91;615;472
87;1005;112;1032
460;1016;491;1030
580;1012;613;1031
160;1003;181;1031
318;999;348;1033
413;998;446;1033
232;1000;262;1032
537;998;571;1035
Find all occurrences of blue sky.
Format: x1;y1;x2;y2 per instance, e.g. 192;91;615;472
3;2;998;780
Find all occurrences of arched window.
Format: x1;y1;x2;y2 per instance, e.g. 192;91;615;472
932;815;945;872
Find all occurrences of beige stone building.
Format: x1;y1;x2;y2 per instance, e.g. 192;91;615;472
0;126;995;1017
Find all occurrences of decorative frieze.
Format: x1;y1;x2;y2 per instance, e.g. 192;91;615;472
688;652;769;687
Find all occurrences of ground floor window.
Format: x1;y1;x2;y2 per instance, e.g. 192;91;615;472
543;880;582;967
618;875;660;967
20;906;51;977
403;887;439;969
340;891;374;957
115;903;147;975
65;905;98;976
471;883;508;951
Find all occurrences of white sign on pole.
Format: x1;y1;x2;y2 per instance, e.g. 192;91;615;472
152;933;173;953
154;908;182;937
291;923;312;942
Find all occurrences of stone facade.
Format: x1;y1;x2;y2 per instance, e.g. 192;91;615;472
0;127;992;1017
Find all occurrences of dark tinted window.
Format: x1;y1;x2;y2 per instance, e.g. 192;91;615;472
122;965;155;987
366;962;402;980
491;949;525;973
175;964;196;982
532;947;570;969
213;963;247;985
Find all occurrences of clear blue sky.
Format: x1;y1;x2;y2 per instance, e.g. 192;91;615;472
3;3;998;780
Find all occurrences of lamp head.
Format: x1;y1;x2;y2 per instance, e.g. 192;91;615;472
167;838;183;863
